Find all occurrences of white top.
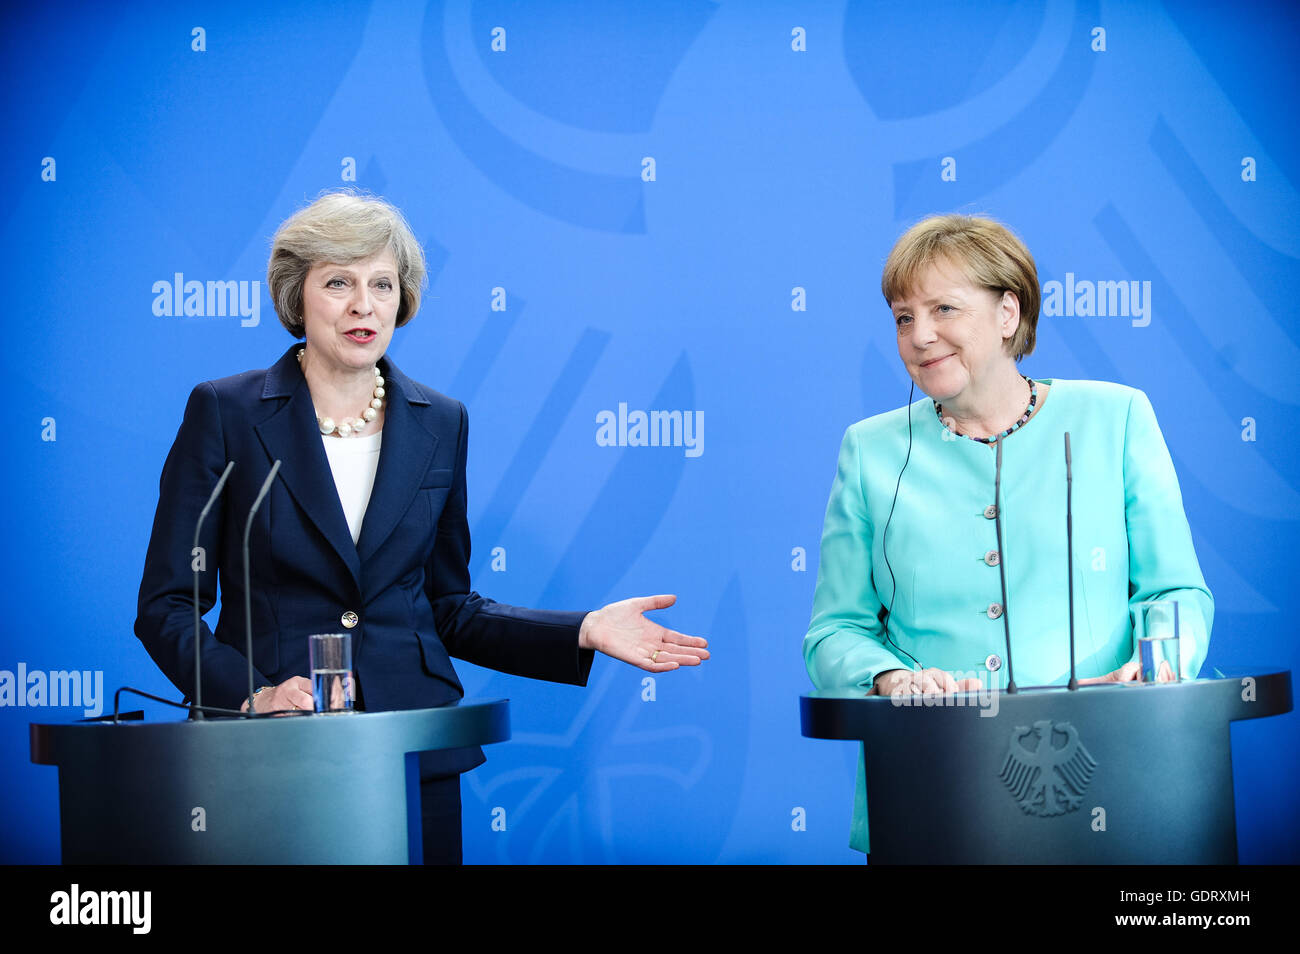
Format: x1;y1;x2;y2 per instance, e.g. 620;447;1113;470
320;430;382;544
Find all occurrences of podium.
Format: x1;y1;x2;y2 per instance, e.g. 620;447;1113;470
30;700;510;864
801;672;1292;864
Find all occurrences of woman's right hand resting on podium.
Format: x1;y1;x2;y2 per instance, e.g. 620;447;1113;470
871;668;985;696
240;676;314;714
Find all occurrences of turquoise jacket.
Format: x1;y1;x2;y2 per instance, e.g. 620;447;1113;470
803;380;1213;853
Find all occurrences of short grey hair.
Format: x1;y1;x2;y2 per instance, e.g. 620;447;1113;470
267;190;427;338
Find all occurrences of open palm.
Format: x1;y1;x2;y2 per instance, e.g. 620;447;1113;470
579;594;710;672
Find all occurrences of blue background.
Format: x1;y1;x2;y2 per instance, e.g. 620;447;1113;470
3;0;1297;864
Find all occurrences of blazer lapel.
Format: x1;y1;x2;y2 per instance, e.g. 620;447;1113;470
356;356;439;563
254;346;363;591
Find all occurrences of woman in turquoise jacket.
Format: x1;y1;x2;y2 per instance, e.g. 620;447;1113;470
803;214;1213;854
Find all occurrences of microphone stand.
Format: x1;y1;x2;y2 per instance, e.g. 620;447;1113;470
1065;433;1078;691
994;436;1017;694
243;460;281;717
192;461;235;719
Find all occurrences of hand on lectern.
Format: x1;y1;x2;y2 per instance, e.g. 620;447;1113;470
579;594;710;673
240;676;314;714
1080;660;1175;684
872;668;985;696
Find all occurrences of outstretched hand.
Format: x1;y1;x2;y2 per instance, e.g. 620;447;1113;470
579;594;709;672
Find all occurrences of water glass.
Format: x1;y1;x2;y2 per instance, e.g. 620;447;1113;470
308;633;355;713
1136;600;1180;684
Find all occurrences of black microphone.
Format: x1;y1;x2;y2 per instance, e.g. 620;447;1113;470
192;461;235;719
243;460;281;716
993;436;1017;694
1065;433;1078;691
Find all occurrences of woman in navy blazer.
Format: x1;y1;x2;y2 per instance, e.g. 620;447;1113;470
135;191;708;863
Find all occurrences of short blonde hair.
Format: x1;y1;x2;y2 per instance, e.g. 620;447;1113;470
881;214;1040;359
267;190;427;338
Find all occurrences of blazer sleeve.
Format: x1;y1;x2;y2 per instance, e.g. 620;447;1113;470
803;425;910;691
1121;389;1213;678
134;382;273;711
423;402;595;685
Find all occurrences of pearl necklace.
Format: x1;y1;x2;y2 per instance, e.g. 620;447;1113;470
296;348;385;437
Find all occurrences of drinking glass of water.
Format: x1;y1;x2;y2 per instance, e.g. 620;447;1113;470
308;633;355;713
1136;601;1180;684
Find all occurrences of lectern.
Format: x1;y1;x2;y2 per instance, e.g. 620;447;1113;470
30;700;510;864
801;672;1291;863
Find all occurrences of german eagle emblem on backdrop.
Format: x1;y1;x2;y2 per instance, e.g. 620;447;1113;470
998;719;1097;816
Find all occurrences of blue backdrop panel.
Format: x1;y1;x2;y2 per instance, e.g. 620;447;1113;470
3;0;1297;864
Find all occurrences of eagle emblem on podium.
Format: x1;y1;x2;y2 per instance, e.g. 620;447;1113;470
999;719;1097;816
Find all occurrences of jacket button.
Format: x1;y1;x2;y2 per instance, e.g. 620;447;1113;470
983;505;998;519
341;611;359;629
985;653;1003;672
986;603;1003;620
984;550;1000;567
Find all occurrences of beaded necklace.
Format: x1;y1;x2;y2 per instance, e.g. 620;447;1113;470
934;376;1037;444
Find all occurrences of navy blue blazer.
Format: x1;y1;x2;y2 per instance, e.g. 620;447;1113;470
135;345;593;774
